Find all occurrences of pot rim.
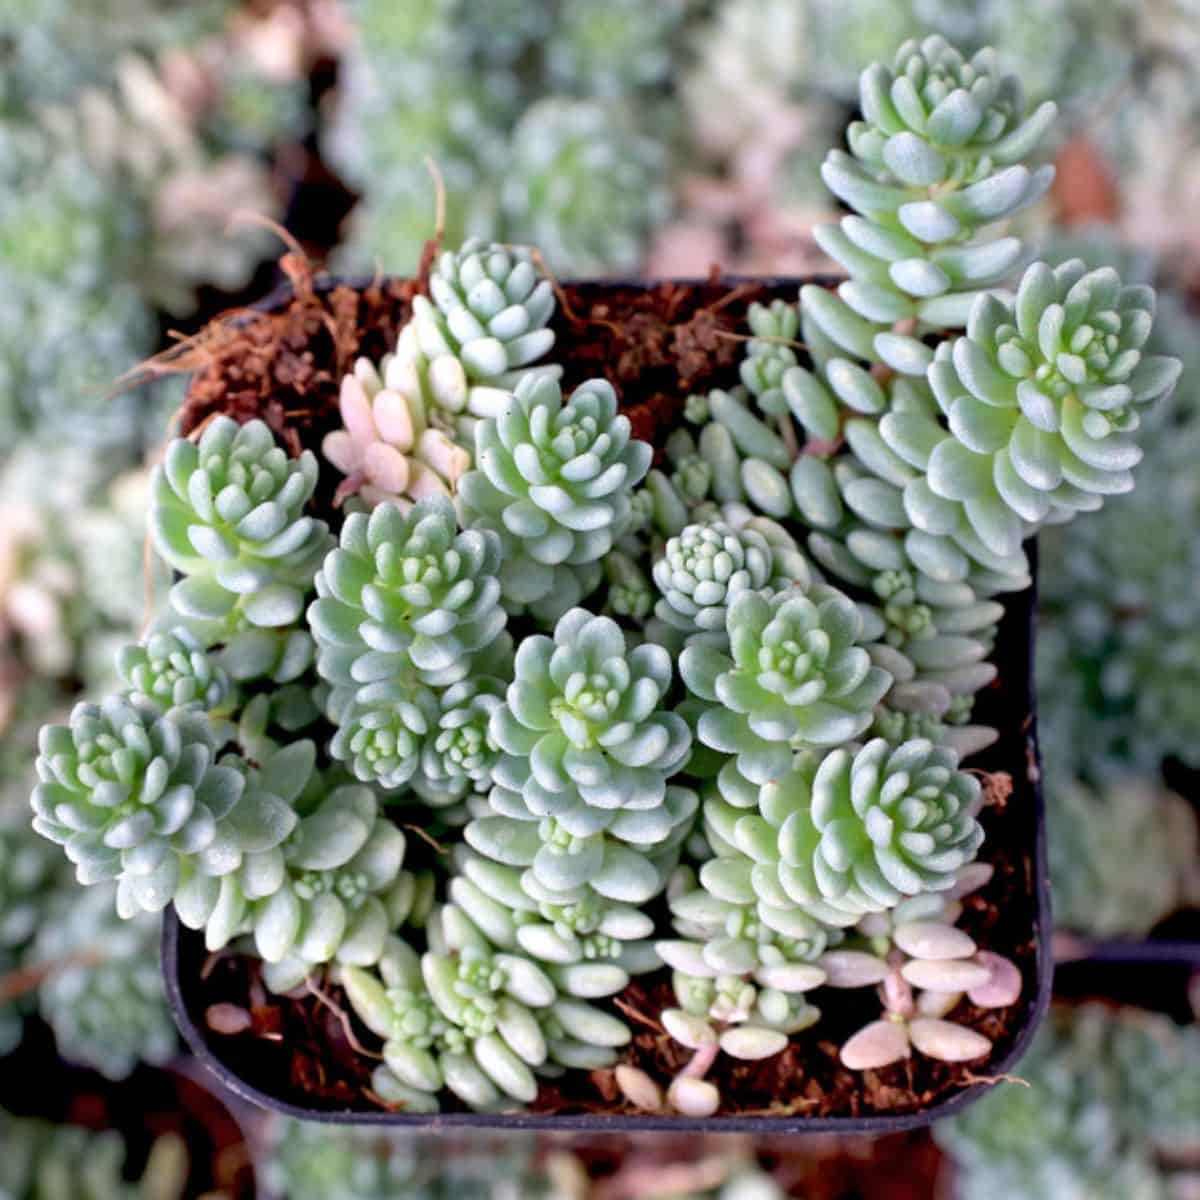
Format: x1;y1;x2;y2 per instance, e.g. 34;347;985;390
161;272;1054;1131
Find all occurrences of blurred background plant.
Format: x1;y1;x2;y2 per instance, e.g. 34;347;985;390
2;0;1199;1194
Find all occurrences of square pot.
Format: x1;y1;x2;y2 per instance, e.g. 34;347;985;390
161;274;1052;1132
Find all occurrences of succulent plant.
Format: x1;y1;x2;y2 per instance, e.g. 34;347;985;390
0;817;65;1053
482;607;691;861
459;375;652;618
738;301;801;421
262;1119;432;1200
17;34;1183;1123
918;260;1183;555
0;1114;142;1200
328;682;441;792
1110;1011;1200;1157
409;238;561;434
176;752;414;982
602;549;654;621
0;121;154;448
788;386;1035;597
546;0;685;99
657;864;830;1055
348;905;630;1109
413;677;506;806
262;1120;557;1200
652;519;810;642
451;850;656;975
502;97;672;274
115;628;229;713
33;884;174;1080
679;0;810;162
322;359;471;510
1048;775;1199;939
30;696;296;918
938;1005;1189;1200
680;587;892;783
696;739;983;929
151;417;333;645
795;738;984;922
797;35;1056;377
38;46;284;316
309;496;507;701
1038;407;1200;772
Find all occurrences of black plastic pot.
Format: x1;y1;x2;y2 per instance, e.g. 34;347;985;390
162;275;1053;1132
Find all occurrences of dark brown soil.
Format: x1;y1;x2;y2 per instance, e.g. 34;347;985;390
171;258;1046;1124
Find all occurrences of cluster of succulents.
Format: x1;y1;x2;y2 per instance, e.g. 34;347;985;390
0;1111;195;1200
939;1004;1200;1200
261;1121;572;1200
262;1119;788;1199
31;883;175;1080
0;120;157;449
0;1113;147;1200
1048;775;1199;941
0;816;65;1054
1022;227;1200;940
19;33;1184;1126
324;0;679;274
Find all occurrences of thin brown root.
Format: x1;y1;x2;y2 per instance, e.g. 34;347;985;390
701;282;758;314
527;248;625;338
425;156;447;244
228;209;309;268
304;977;383;1060
362;1086;404;1111
185;410;224;444
962;1070;1030;1088
612;996;665;1035
115;311;265;394
708;328;808;352
965;769;1014;809
401;824;449;855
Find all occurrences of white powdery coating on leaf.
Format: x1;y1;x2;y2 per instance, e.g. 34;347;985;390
908;1018;991;1063
967;951;1023;1008
892;920;977;961
668;1076;720;1117
841;1020;910;1070
615;1064;663;1112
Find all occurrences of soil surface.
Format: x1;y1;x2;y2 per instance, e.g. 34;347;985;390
170;259;1046;1124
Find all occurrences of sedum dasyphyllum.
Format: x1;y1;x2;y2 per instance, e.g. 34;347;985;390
322;358;471;511
458;374;652;619
24;36;1185;1118
32;883;174;1081
680;587;892;782
31;695;296;918
309;496;508;696
151;415;333;646
320;237;561;506
344;904;629;1111
652;518;810;642
467;606;694;896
